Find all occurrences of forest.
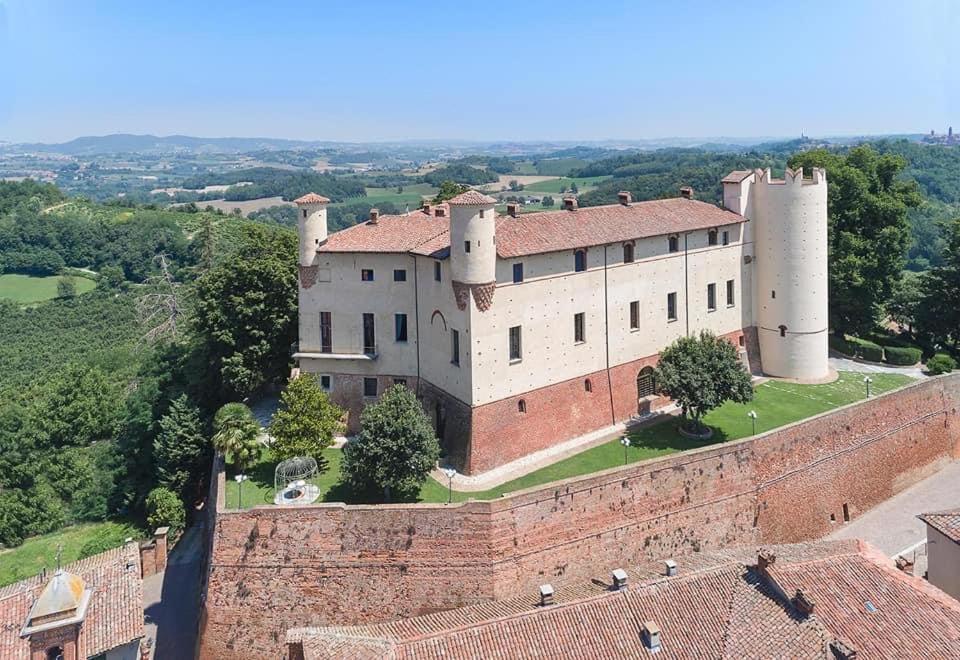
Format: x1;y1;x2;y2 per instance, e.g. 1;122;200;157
179;167;367;202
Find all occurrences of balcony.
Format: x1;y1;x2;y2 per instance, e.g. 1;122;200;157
292;342;378;361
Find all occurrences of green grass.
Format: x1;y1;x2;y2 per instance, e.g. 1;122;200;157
523;176;612;194
226;372;915;509
326;184;438;212
0;274;96;304
0;521;142;588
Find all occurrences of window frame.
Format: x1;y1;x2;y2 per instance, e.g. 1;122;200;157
629;301;640;330
363;377;378;397
464;240;471;254
362;313;376;354
319;374;332;391
722;230;730;246
393;269;407;282
513;262;524;283
451;328;460;366
320;311;332;353
668;235;679;253
574;312;586;344
726;279;735;307
623;242;635;263
361;268;375;282
667;292;677;322
574;249;587;272
509;325;522;362
707;283;717;312
434;261;442;282
708;229;718;246
394;313;408;342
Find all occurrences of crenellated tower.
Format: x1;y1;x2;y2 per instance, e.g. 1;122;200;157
725;167;829;380
447;190;498;312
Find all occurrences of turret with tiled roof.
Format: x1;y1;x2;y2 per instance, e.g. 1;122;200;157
447;190;497;206
295;192;329;268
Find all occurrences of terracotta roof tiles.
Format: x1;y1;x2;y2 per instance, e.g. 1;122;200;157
446;190;497;206
919;509;960;543
294;192;332;205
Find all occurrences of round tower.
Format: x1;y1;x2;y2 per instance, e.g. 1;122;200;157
447;190;497;285
752;167;829;380
293;192;330;267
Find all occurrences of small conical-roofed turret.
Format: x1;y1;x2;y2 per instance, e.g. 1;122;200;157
294;192;330;267
448;190;497;285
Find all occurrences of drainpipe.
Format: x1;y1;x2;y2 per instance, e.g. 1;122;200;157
413;254;422;396
603;245;616;425
684;232;691;337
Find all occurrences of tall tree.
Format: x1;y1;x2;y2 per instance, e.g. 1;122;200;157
269;375;343;467
340;384;440;503
789;146;922;335
212;402;261;475
191;224;298;399
917;218;960;351
153;395;207;501
653;331;753;434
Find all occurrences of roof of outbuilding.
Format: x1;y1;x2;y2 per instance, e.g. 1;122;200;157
287;539;960;660
0;543;144;659
294;192;332;205
317;197;745;259
446;190;497;206
919;509;960;543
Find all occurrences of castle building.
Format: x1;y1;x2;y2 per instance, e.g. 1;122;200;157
293;168;828;474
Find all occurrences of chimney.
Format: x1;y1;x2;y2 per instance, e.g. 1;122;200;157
895;555;914;575
679;186;693;199
618;191;632;205
792;588;815;615
539;584;555;607
757;549;777;575
434;206;446;217
642;621;662;653
664;559;678;577
829;640;857;660
368;208;379;224
506;202;520;218
423;203;432;215
611;568;628;591
563;197;578;211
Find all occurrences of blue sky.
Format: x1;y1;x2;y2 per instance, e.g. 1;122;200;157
0;0;957;143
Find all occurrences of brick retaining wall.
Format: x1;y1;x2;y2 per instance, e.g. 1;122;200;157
199;374;960;658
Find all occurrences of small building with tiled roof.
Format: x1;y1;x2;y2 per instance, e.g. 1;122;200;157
286;539;960;659
292;168;829;475
0;542;145;660
921;509;960;601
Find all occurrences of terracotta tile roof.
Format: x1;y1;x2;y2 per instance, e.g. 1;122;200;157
288;539;960;659
317;197;744;260
294;192;331;204
446;190;497;206
319;209;449;254
721;170;754;184
919;509;960;543
493;198;745;258
0;543;144;660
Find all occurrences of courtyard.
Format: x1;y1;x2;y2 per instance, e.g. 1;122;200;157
225;371;915;508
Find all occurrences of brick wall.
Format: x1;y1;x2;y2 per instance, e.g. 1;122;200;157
199;374;960;659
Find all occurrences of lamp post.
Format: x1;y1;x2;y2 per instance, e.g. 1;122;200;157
620;436;631;465
441;467;457;504
747;410;758;436
234;474;248;508
863;376;873;398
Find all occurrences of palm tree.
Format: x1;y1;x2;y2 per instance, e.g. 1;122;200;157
212;403;262;500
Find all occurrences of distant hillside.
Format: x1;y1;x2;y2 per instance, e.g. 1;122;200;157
5;133;335;155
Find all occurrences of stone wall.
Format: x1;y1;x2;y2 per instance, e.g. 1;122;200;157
199;374;960;659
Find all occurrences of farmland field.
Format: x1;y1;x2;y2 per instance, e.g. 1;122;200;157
0;273;96;303
523;175;612;194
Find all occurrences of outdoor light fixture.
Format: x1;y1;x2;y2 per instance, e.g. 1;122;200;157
863;376;873;398
441;467;457;504
234;474;248;507
620;436;631;465
747;410;758;435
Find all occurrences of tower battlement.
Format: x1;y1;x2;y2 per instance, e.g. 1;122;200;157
753;166;826;186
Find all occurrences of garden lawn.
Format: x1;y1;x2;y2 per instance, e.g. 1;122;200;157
225;372;915;509
0;273;96;304
0;521;142;588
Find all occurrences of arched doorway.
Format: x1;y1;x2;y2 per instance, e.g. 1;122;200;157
637;367;655;415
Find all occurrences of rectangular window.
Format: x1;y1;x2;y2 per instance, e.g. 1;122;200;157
726;279;735;306
509;326;522;361
319;374;331;391
395;313;408;342
363;313;375;354
707;283;717;311
464;240;471;253
393;269;407;282
513;262;524;283
722;230;730;246
630;301;639;330
574;249;587;272
668;236;679;253
451;329;460;365
393;378;407;387
667;292;677;321
363;377;378;397
320;312;332;353
434;261;441;282
623;242;634;263
361;269;374;281
574;312;585;343
708;230;718;246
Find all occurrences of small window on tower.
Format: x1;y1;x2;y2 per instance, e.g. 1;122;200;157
434;261;442;282
779;325;787;337
464;241;471;253
479;209;485;218
518;399;526;413
584;378;593;392
772;290;776;299
302;209;307;219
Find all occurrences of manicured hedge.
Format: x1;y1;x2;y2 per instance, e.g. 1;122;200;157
829;334;856;356
883;345;922;366
847;336;884;362
926;353;957;375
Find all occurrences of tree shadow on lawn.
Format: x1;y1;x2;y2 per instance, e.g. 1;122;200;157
625;418;731;454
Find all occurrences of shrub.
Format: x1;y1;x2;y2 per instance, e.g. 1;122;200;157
847;336;883;362
145;487;185;536
926;353;957;375
883;345;922;366
829;334;855;356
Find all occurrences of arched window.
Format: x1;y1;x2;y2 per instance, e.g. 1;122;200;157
46;647;64;660
637;367;655;398
779;325;787;337
518;399;526;413
584;378;593;392
623;242;635;263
